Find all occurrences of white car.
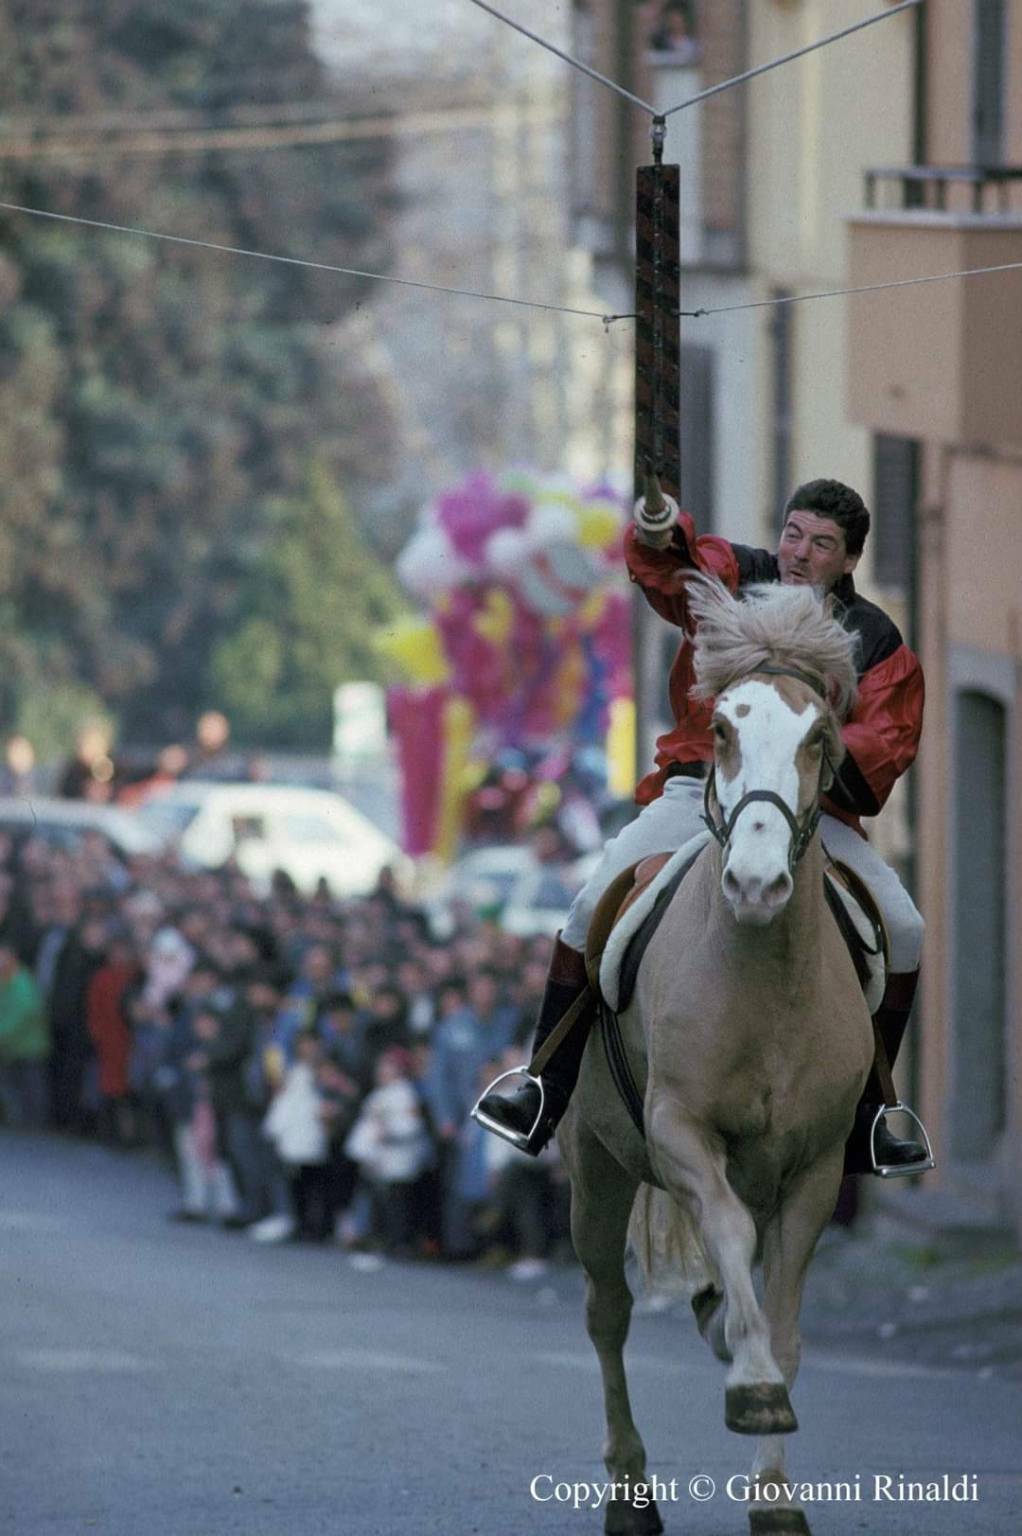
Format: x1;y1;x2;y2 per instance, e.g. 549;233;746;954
424;845;596;938
499;859;594;938
137;781;410;897
423;844;540;937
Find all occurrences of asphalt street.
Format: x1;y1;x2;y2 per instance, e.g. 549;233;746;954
2;1130;1020;1536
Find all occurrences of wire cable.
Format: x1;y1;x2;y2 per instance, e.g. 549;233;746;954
463;0;656;115
664;0;923;117
678;257;1022;319
5;202;1021;332
0;101;563;162
0;200;628;325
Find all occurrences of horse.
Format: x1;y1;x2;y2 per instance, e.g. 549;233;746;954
559;578;875;1536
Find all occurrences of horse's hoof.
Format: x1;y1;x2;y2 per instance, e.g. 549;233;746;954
604;1495;664;1535
692;1285;731;1363
749;1508;812;1535
725;1382;798;1435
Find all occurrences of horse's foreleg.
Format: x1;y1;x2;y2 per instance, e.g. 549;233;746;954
746;1150;845;1536
647;1101;793;1438
562;1114;662;1536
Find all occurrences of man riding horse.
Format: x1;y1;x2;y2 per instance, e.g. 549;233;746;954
476;477;932;1174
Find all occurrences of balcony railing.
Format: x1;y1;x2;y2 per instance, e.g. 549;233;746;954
864;164;1022;216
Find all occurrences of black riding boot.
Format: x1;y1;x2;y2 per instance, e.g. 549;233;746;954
845;969;930;1174
474;936;593;1156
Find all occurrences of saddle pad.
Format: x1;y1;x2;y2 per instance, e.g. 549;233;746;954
599;832;711;1012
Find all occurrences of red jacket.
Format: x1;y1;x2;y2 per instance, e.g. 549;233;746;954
624;517;925;834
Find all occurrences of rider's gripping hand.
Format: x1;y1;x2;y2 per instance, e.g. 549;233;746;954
633;490;681;549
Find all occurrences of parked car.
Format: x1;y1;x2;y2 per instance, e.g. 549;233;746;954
136;781;410;897
424;844;597;939
0;796;164;862
494;860;587;940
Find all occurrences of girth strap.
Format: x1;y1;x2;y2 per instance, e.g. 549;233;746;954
600;1002;646;1137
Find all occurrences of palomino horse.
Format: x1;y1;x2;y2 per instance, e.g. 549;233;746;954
559;579;874;1536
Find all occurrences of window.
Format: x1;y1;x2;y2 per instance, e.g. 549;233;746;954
231;815;266;844
281;814;344;845
872;434;919;590
679;343;715;529
646;1;701;65
973;0;1006;166
951;690;1007;1160
771;293;793;533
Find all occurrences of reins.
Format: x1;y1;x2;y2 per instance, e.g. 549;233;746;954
700;665;834;876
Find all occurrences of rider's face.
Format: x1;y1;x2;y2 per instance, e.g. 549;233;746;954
776;511;859;593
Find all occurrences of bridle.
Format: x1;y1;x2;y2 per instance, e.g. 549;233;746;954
701;665;835;876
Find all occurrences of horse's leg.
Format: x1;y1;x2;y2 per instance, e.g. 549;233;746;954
746;1151;845;1536
562;1113;663;1536
647;1101;794;1437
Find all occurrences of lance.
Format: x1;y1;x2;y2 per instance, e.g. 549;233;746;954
632;115;681;767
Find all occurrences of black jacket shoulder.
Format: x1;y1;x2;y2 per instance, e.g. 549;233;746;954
731;546;904;680
830;581;904;677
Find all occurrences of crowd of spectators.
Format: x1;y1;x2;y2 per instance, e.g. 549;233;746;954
0;828;570;1279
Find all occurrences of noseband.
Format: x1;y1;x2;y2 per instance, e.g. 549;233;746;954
701;666;833;876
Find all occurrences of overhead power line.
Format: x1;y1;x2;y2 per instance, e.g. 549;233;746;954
3;198;1021;334
0;101;563;163
678;256;1022;319
464;0;656;115
664;0;923;117
463;0;922;127
0;201;623;325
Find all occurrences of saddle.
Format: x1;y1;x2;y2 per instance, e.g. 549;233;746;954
586;843;888;1017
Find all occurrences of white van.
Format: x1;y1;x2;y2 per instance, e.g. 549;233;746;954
137;781;409;897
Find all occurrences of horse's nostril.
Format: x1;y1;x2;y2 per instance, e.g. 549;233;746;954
764;874;792;907
722;869;742;901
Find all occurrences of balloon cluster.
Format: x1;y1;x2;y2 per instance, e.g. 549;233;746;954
378;470;631;745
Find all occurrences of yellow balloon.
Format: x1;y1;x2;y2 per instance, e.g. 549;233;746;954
473;589;514;646
578;501;622;550
374;620;450;684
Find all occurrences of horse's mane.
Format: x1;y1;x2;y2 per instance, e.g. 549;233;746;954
687;577;858;718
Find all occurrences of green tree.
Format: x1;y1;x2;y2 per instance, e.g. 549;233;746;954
0;0;397;746
210;463;406;747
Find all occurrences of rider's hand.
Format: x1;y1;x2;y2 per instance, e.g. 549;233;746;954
633;491;680;549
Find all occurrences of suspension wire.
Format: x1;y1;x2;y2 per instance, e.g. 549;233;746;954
463;0;656;116
677;257;1022;319
0;201;631;325
5;202;1022;332
664;0;923;117
0;101;564;162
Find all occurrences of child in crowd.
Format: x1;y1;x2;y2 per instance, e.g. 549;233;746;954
344;1047;433;1257
262;1027;332;1241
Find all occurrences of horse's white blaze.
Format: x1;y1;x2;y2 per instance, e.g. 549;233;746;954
717;680;821;923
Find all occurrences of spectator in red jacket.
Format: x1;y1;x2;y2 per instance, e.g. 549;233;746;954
477;479;928;1174
86;934;139;1146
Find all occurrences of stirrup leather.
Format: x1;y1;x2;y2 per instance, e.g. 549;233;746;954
869;1102;936;1179
471;1066;547;1152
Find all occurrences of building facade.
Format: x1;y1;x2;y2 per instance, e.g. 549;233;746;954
847;0;1022;1239
573;1;1021;1239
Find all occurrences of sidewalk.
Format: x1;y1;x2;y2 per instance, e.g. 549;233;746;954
797;1204;1022;1379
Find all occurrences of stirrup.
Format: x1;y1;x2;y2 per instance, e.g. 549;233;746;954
870;1102;936;1178
470;1065;546;1152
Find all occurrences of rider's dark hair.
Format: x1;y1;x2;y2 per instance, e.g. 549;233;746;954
783;479;870;557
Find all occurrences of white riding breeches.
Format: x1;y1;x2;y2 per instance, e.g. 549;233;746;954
561;776;924;976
